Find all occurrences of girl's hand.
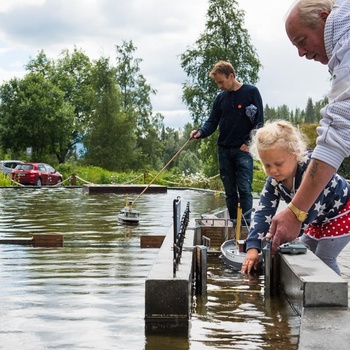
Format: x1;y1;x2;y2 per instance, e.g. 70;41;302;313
241;248;259;274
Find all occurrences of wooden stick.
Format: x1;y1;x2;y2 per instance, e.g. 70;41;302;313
235;203;242;245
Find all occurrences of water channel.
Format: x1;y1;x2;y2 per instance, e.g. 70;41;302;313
0;187;300;349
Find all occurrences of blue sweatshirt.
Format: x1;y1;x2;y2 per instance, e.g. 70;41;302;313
198;84;264;147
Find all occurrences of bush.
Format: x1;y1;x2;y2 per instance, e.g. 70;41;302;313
252;161;266;195
0;173;13;186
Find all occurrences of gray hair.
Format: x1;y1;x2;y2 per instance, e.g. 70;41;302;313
287;0;335;27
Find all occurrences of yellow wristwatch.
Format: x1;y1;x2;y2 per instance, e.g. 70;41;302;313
287;202;308;222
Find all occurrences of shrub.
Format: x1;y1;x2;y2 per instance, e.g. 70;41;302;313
0;173;13;186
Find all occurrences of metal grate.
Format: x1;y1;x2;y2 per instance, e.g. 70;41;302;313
173;197;190;277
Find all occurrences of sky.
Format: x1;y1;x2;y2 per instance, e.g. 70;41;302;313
0;0;331;129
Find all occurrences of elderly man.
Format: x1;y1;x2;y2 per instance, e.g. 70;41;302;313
268;0;350;254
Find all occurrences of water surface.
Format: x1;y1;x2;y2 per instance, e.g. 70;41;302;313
0;188;299;349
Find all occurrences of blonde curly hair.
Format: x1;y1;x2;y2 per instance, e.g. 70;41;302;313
249;120;308;164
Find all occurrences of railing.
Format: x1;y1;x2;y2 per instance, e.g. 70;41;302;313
173;197;190;277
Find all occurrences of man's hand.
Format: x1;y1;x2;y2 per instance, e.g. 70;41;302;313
240;143;249;152
190;130;201;139
266;207;302;255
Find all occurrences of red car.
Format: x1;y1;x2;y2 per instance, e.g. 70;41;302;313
11;163;63;186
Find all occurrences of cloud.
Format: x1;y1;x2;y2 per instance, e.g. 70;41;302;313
0;0;332;128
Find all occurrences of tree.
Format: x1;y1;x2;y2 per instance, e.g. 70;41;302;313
314;96;328;122
83;57;136;171
178;150;200;175
25;48;95;162
277;104;291;121
264;104;278;121
304;98;315;123
0;73;75;161
180;0;262;175
160;127;181;170
52;48;95;148
115;40;163;170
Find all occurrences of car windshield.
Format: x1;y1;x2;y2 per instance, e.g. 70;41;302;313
3;162;21;169
16;164;33;170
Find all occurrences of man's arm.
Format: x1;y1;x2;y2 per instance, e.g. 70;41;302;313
268;159;335;254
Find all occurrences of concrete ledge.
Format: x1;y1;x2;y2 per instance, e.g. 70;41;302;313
298;307;350;349
145;222;195;324
279;250;348;315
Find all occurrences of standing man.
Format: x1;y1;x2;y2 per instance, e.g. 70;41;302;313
268;0;350;254
190;60;264;224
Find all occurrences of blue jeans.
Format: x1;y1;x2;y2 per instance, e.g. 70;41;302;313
218;146;253;222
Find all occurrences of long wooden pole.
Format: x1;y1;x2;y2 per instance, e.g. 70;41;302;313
131;136;192;207
235;203;242;245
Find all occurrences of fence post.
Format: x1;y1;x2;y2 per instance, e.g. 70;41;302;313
173;197;181;277
195;245;207;298
71;173;77;186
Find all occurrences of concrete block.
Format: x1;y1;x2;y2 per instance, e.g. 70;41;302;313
299;307;350;349
279;250;348;315
145;224;195;323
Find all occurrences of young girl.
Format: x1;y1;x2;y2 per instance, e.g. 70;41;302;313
241;120;350;276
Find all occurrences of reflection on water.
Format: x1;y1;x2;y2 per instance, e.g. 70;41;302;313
191;257;299;349
0;188;299;349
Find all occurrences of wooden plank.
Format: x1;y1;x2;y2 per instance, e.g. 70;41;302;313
83;184;167;195
0;237;33;245
200;227;225;247
141;235;165;248
32;234;64;248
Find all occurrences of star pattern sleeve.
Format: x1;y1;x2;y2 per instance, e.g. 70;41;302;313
245;177;280;252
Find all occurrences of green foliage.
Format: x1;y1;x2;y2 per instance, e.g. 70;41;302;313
83;56;136;171
198;134;219;176
115;40;163;170
0;173;13;186
177;150;200;174
159;169;223;190
56;164;146;186
304;98;315;123
299;123;318;149
339;159;350;180
25;49;94;163
0;72;75;162
252;161;267;194
264;96;328;125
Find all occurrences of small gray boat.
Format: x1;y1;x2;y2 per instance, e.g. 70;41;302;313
220;239;263;271
117;205;140;225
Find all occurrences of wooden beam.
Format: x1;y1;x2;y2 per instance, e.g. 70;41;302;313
32;234;64;248
140;235;165;248
0;237;32;245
